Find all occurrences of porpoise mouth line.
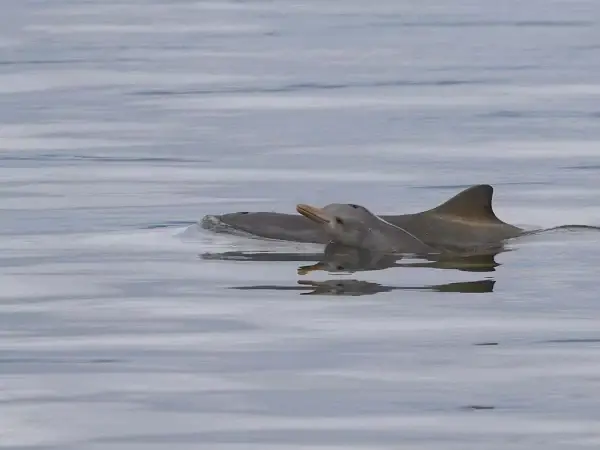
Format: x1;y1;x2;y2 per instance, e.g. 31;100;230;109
296;204;329;224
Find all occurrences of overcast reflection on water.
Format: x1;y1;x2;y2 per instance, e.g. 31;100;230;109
1;0;600;449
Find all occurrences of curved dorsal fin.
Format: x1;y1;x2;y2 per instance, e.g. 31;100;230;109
427;184;502;223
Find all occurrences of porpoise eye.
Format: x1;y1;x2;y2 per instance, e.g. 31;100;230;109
349;204;359;209
336;265;345;270
335;217;344;225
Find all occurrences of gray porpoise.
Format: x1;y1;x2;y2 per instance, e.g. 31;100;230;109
202;185;524;248
296;202;434;254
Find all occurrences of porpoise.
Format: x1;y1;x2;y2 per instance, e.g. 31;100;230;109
201;184;524;248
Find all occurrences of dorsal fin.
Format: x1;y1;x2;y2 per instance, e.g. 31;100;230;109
426;184;502;223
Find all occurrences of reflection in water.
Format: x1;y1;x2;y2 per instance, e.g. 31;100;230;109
201;242;503;274
298;242;502;274
204;242;501;296
232;278;495;296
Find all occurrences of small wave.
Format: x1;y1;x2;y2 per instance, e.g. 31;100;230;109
564;164;600;171
132;78;498;97
144;221;197;230
543;224;600;233
0;154;206;164
539;338;600;344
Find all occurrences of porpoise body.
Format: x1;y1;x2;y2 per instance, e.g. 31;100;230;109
201;185;524;248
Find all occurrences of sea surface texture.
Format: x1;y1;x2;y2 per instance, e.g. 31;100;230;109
1;1;600;449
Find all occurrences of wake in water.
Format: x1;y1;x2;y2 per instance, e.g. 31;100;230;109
536;224;600;233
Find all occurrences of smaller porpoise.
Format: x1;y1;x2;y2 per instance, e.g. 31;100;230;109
295;203;436;255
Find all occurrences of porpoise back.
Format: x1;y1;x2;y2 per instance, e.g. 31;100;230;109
388;185;523;247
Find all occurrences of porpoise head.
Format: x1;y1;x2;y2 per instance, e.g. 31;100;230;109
295;203;380;247
296;202;436;254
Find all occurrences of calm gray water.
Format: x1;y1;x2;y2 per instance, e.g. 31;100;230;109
2;1;600;449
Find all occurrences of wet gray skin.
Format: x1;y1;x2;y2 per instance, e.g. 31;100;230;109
202;185;525;248
295;202;436;254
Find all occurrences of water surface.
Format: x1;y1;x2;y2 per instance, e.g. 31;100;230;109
1;0;600;449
